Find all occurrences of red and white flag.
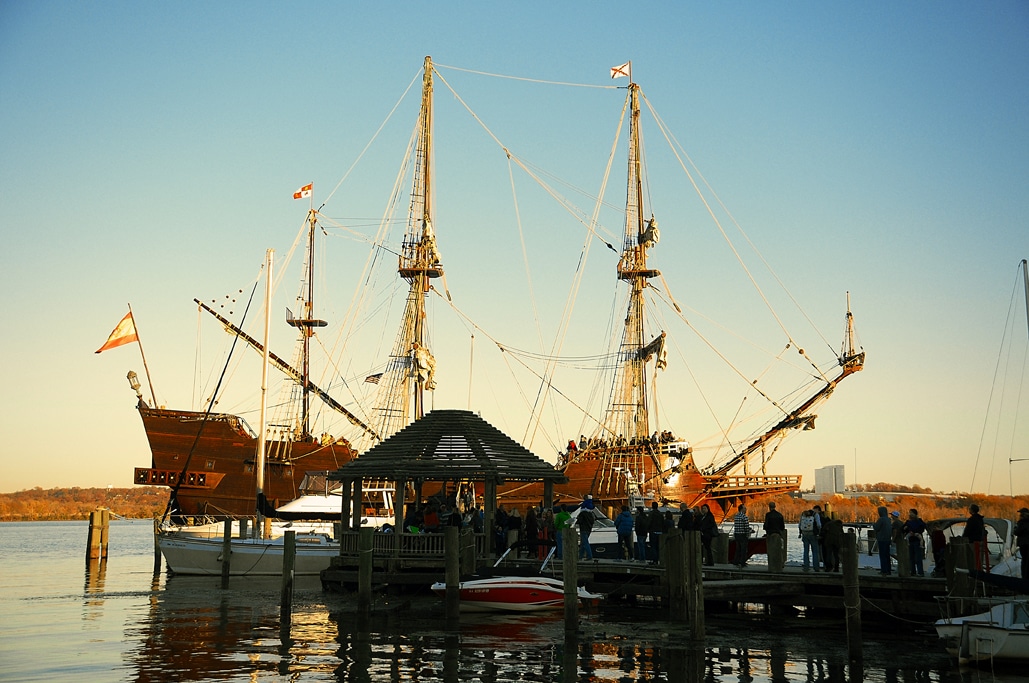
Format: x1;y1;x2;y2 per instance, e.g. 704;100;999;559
610;61;631;79
95;312;138;354
293;183;313;200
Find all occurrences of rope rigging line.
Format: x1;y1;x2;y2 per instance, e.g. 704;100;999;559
640;89;834;380
434;62;619;90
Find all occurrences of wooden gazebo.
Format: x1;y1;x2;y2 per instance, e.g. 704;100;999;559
328;409;567;560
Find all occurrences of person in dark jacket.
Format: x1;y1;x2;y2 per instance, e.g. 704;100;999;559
634;506;649;561
698;504;718;566
1014;507;1029;580
873;506;893;575
902;508;927;576
763;502;786;540
614;505;635;560
677;503;694;532
962;503;988;570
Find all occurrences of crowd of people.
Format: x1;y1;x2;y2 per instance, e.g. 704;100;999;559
392;487;1029;582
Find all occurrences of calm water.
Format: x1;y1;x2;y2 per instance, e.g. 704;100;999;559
0;521;1016;682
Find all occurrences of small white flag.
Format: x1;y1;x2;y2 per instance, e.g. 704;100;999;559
610;61;631;79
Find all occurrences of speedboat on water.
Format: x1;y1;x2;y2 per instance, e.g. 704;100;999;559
431;542;603;612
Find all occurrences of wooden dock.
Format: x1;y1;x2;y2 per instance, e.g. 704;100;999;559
321;535;949;620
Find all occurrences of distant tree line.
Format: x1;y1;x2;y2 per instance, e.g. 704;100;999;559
0;487;168;521
764;491;1029;524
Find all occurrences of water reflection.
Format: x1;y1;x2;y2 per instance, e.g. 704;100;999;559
123;576;990;683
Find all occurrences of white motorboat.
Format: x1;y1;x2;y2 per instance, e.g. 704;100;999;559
159;531;339;576
935;599;1029;664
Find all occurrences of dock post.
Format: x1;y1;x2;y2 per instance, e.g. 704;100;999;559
563;527;579;629
896;537;910;577
842;530;862;662
152;517;162;574
221;519;232;588
86;508;110;562
280;530;296;636
666;530;687;621
239;517;249;539
99;508;110;560
357;527;374;610
946;537;973;597
459;528;475;576
713;532;729;565
767;533;785;572
445;526;460;620
686;530;705;640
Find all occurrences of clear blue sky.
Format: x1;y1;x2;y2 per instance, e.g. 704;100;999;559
2;2;1027;497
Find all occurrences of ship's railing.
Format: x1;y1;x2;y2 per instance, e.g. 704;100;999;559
707;474;802;491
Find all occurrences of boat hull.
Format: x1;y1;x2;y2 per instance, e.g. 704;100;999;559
158;532;338;576
430;576;598;612
133;402;355;518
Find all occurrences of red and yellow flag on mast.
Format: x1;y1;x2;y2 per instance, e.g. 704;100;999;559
95;311;138;353
293;183;313;200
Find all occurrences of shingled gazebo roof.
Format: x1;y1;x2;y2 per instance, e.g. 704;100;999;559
328;409;566;484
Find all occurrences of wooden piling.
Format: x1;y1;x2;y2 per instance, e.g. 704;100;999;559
86;508;110;563
220;519;232;588
767;533;785;572
842;530;862;662
239;517;249;539
896;536;910;578
459;528;475;576
946;537;973;597
152;517;162;574
357;527;373;610
713;532;729;565
280;531;296;635
563;527;579;629
665;530;686;621
444;526;460;620
686;530;705;640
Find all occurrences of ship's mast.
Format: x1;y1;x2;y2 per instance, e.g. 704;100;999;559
286;209;327;439
373;55;444;440
602;81;662;444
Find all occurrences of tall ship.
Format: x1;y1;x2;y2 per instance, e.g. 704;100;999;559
131;57;446;519
498;72;864;516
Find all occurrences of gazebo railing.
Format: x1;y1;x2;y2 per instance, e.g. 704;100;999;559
336;530;489;560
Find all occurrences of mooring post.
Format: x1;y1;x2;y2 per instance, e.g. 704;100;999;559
86;509;102;563
280;530;296;635
99;508;110;560
946;537;973;597
239;517;249;539
221;519;232;588
767;533;785;572
563;527;579;629
842;530;862;662
666;529;687;621
459;527;475;576
444;525;460;620
357;526;374;610
713;532;729;565
896;536;910;578
152;517;162;574
686;530;705;640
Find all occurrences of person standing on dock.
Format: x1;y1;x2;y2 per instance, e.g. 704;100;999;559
902;509;927;577
648;501;663;564
698;504;717;566
962;504;989;571
615;505;635;561
799;509;820;571
677;503;694;532
577;500;595;560
1015;507;1029;580
873;506;893;575
554;505;572;559
763;502;786;541
634;506;649;561
732;504;752;568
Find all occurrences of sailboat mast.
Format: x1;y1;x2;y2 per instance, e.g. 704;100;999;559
256;249;272;535
1021;259;1028;341
287;209;327;440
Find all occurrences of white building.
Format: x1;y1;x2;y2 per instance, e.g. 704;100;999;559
814;465;846;495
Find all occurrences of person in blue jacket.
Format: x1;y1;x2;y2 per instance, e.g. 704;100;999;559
614;505;635;560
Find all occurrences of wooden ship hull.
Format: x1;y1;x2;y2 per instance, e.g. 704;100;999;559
133;401;355;518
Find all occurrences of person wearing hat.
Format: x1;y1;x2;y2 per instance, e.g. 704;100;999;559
962;503;988;570
1015;507;1029;580
890;510;904;548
